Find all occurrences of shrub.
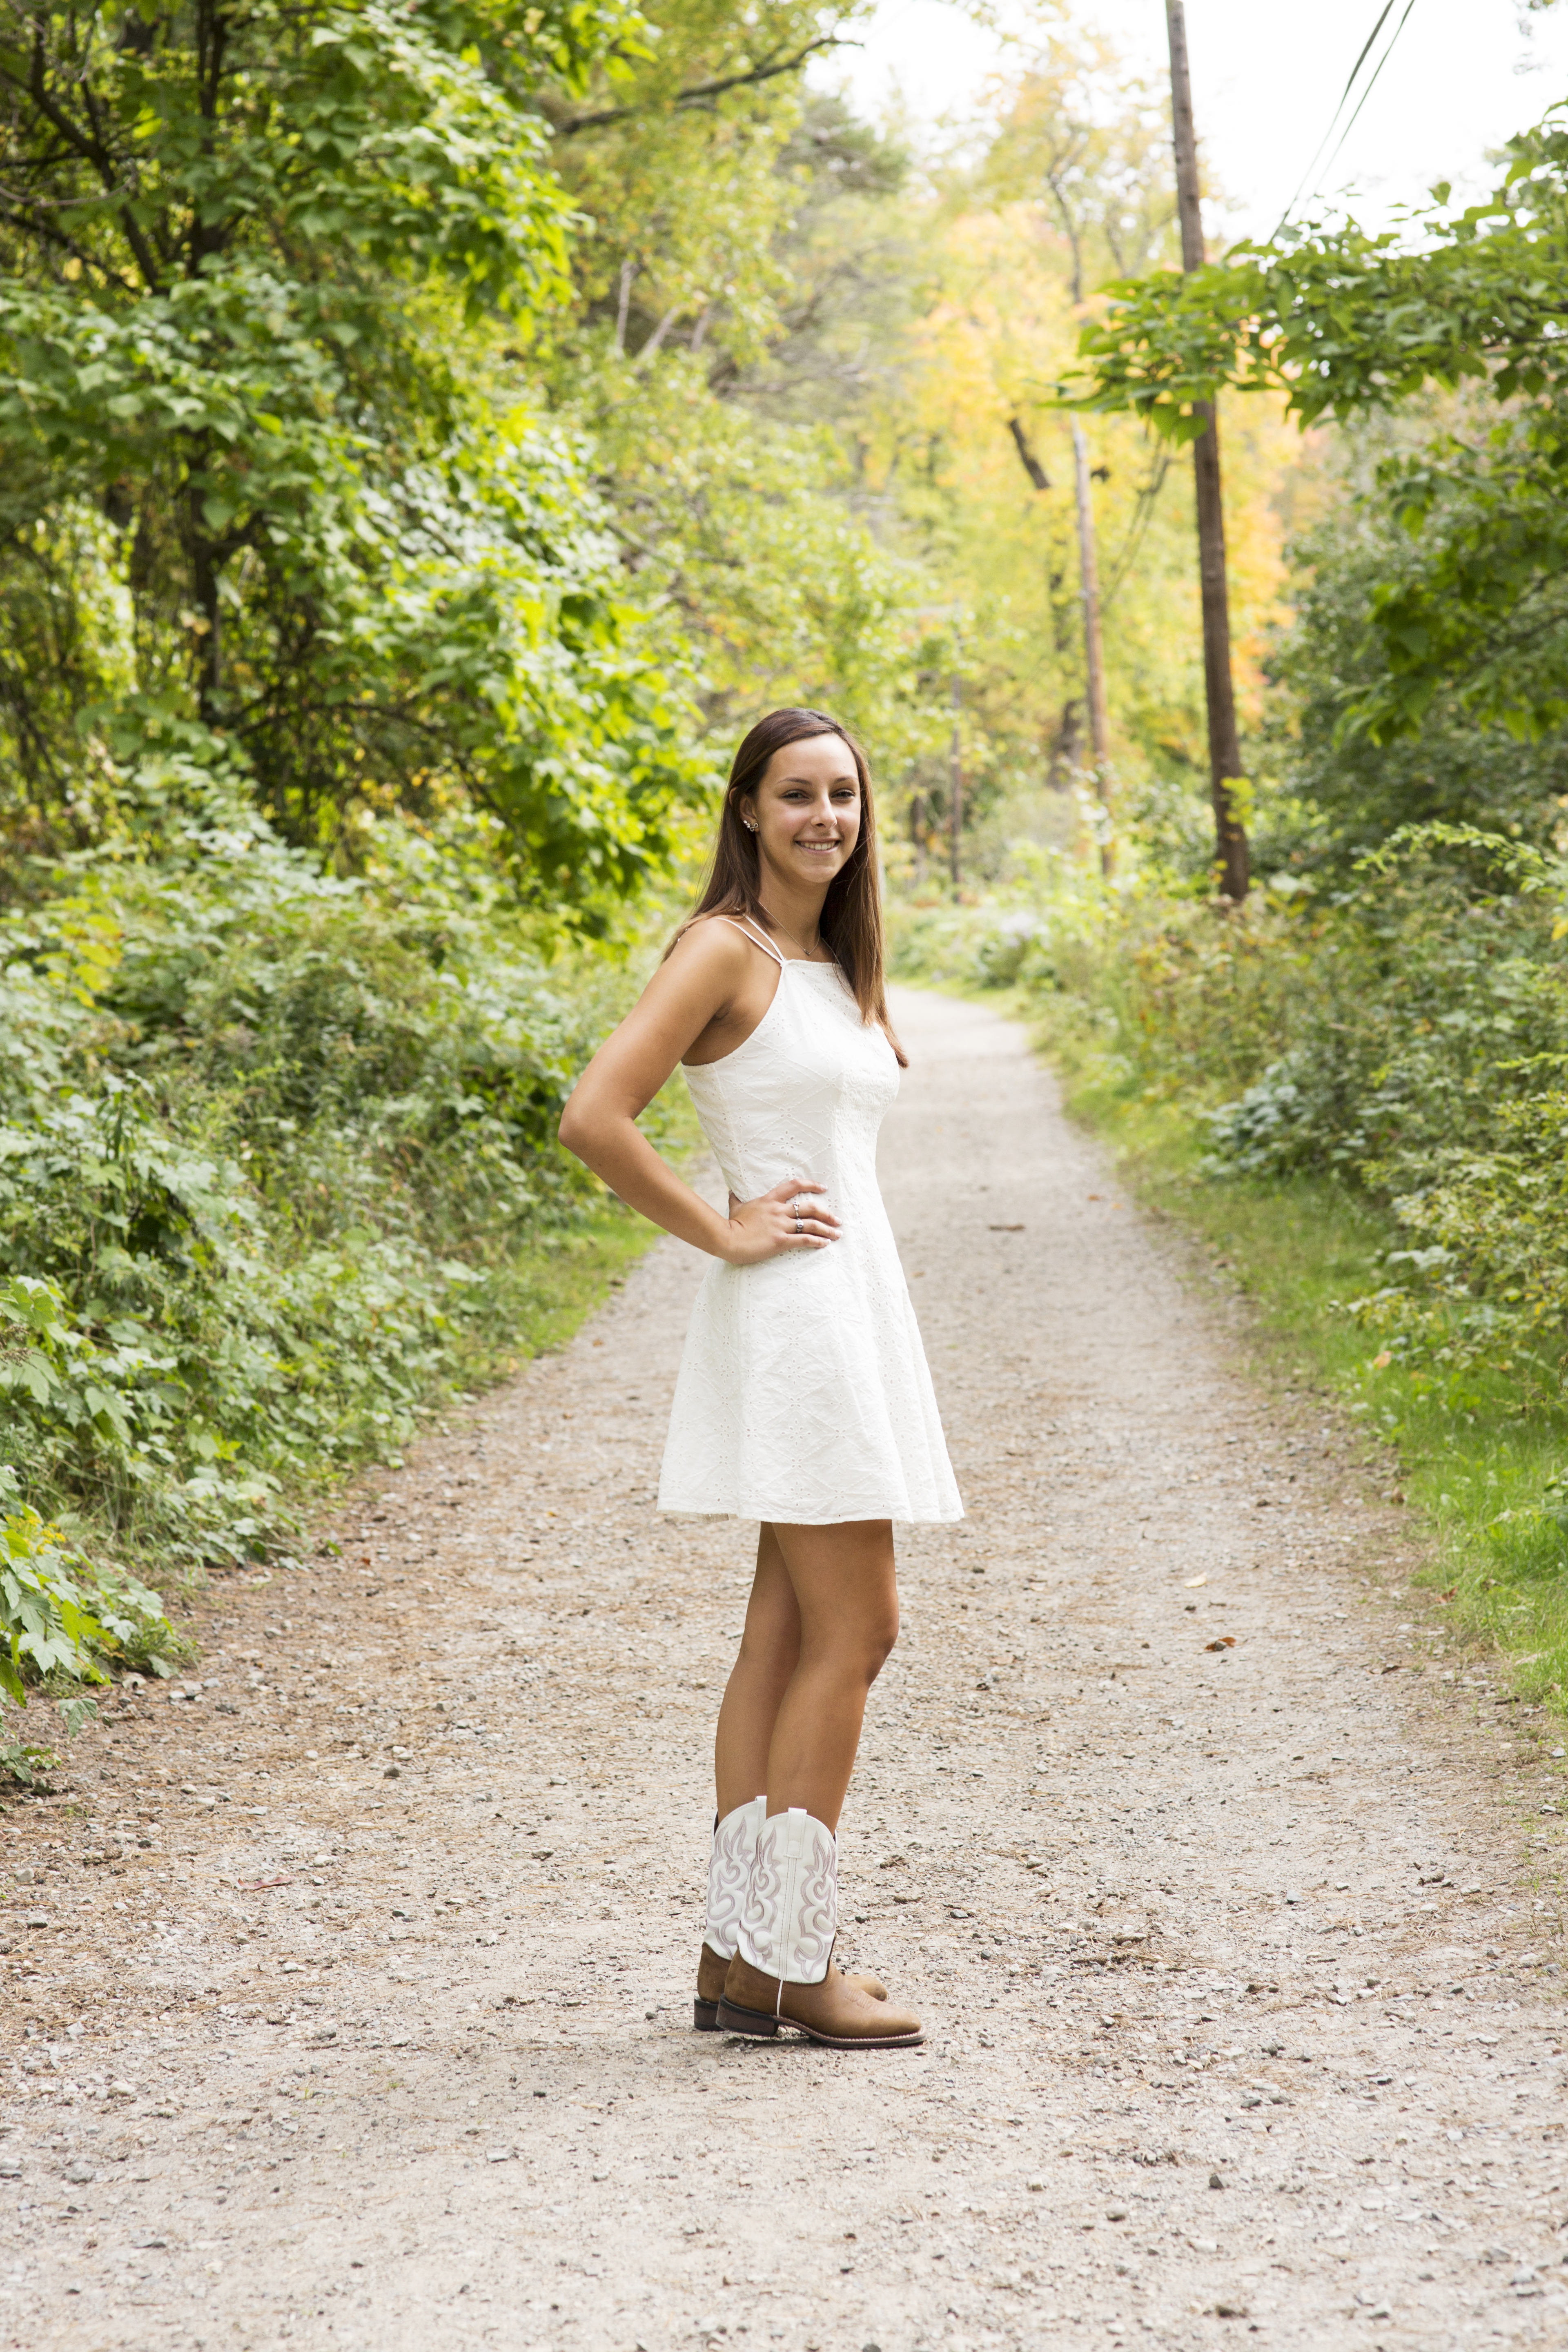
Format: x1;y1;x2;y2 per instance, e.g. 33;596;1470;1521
0;761;662;1582
893;825;1568;1391
0;1497;177;1702
0;1469;180;1784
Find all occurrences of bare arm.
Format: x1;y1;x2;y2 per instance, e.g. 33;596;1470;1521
557;925;839;1265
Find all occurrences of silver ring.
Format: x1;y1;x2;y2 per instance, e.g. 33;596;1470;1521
795;1213;802;1234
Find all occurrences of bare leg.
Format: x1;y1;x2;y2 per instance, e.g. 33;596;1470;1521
713;1525;800;1819
708;1519;913;2042
764;1518;898;1830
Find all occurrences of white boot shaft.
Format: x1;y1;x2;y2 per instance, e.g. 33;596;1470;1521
737;1807;837;1987
703;1795;766;1961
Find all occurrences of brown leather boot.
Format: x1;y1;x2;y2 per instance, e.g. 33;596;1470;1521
717;1952;923;2048
715;1805;923;2047
694;1940;889;2032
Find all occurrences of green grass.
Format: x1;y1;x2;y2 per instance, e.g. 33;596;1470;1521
445;1201;668;1392
1033;1002;1568;1716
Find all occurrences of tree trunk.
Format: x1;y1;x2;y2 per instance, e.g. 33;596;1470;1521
948;669;963;898
185;470;223;726
1166;0;1249;902
1189;397;1247;897
1071;420;1113;876
1050;696;1083;790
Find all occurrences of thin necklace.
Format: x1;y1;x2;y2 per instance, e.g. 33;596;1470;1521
764;911;829;964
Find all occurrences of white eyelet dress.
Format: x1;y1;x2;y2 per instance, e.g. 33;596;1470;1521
657;920;963;1526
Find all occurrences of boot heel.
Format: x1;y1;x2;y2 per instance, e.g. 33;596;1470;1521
715;1998;778;2039
692;1998;719;2033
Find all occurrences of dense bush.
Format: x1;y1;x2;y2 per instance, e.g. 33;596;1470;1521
891;824;1568;1389
1261;478;1568;872
0;755;662;1602
0;0;699;905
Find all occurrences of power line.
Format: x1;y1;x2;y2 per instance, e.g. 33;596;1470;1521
1311;0;1419;207
1278;0;1401;228
1272;0;1419;239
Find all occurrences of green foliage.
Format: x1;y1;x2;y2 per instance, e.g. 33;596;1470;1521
892;824;1568;1395
1262;449;1568;862
0;1461;179;1783
542;2;871;363
0;0;696;904
543;53;949;774
0;0;1234;899
1071;107;1568;752
0;758;677;1584
1187;835;1568;1392
0;1498;177;1706
0;1729;61;1787
1071;118;1568;434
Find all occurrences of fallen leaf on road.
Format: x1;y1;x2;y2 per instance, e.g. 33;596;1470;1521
239;1877;294;1889
1205;1637;1236;1652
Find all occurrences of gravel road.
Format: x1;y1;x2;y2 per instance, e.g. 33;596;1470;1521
4;985;1567;2352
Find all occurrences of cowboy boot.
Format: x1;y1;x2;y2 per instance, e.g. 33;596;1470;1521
694;1796;887;2029
693;1795;765;2030
716;1806;923;2049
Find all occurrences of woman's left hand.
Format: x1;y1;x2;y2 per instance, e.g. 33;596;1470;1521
721;1178;840;1263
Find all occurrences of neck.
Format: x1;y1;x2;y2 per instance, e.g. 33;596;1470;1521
755;873;829;957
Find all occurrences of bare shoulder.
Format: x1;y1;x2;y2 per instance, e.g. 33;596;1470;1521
661;915;757;981
630;917;757;1033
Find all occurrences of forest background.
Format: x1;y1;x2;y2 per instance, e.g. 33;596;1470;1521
6;0;1568;1771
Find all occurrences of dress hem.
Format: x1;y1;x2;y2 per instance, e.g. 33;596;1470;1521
657;1501;965;1527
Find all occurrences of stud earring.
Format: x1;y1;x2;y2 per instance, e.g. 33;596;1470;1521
744;820;756;833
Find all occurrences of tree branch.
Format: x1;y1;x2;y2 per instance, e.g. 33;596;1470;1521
1008;416;1051;492
0;196;114;285
556;36;852;136
12;27;165;291
633;304;681;368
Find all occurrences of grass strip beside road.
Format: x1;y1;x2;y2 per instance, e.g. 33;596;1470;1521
1040;1010;1568;1719
441;1203;669;1395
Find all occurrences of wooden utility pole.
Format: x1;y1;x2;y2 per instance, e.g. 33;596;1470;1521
1166;0;1249;902
1071;419;1113;875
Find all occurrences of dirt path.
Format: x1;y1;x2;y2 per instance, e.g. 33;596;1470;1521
4;985;1567;2352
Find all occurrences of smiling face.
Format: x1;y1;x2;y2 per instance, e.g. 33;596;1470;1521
739;731;862;896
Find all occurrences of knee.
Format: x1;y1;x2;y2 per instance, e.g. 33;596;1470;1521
851;1605;900;1688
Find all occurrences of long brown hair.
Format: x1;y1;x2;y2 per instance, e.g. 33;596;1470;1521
668;707;906;1067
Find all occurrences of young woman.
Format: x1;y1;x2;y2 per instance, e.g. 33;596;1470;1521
558;707;962;2048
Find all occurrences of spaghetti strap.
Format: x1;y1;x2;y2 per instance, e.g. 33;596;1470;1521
715;915;787;971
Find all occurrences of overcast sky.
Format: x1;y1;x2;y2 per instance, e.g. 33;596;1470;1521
820;0;1568;241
